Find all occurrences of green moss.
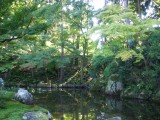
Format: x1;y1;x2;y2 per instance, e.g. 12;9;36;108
0;91;49;120
0;90;15;100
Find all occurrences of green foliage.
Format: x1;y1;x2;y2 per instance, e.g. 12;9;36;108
0;0;160;98
19;47;57;69
104;60;118;78
147;29;160;59
0;0;60;73
89;79;107;91
116;49;137;61
91;55;114;78
0;0;94;86
92;4;159;44
89;2;160;96
116;49;144;62
0;0;50;42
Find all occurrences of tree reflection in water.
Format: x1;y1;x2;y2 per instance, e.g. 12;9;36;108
31;88;160;120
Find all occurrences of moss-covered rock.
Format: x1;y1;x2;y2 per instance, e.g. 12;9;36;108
109;74;119;81
23;111;50;120
15;88;33;105
0;90;51;120
105;80;123;95
0;100;50;120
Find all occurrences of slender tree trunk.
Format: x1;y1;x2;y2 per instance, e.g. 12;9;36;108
137;0;142;18
60;44;64;82
80;58;84;83
59;0;64;82
80;38;88;83
31;68;34;78
105;0;108;5
80;0;90;82
96;0;107;50
123;0;128;8
75;36;79;66
122;0;131;48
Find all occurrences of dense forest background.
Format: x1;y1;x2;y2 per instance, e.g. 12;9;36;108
0;0;160;97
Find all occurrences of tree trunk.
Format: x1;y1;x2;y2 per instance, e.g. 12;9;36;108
60;44;64;82
123;0;128;8
59;0;64;82
75;36;79;66
136;0;142;18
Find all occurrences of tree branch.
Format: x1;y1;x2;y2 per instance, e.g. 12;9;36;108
0;36;23;43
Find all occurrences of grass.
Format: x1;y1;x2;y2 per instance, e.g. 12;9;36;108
0;90;48;120
0;90;15;100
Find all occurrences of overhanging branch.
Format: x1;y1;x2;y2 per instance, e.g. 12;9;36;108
0;36;23;43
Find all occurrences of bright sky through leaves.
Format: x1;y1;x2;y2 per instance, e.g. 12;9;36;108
90;0;105;10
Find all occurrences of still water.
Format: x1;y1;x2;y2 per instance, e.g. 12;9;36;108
31;88;160;120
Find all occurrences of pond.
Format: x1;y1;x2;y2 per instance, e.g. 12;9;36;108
31;88;160;120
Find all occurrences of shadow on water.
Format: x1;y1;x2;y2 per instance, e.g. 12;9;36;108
30;88;160;120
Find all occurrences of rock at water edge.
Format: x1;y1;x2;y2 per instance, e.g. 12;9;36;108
23;111;52;120
15;88;33;105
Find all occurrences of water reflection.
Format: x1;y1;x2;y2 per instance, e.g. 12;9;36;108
32;88;160;120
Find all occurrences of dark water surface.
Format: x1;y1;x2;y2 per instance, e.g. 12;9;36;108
31;88;160;120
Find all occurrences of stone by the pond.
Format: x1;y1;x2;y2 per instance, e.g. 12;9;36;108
15;88;33;105
0;78;4;89
23;111;52;120
105;80;123;95
108;116;121;120
106;98;122;111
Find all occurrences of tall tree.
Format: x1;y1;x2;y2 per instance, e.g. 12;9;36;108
60;0;65;82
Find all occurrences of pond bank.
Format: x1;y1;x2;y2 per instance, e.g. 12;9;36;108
0;90;50;120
